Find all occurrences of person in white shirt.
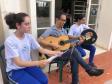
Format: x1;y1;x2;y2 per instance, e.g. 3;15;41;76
68;15;97;68
4;12;62;84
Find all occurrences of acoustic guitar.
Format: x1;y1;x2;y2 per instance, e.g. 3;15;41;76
42;35;78;51
42;29;97;51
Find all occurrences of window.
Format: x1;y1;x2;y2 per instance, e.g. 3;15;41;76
36;1;50;28
89;5;98;24
88;0;99;29
91;0;99;4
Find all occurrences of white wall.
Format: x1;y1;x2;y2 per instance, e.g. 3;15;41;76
110;32;112;49
111;43;112;49
0;0;37;38
28;0;37;38
0;0;21;38
96;0;112;50
108;32;112;50
0;7;4;45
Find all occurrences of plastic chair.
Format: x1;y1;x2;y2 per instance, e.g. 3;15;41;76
0;45;16;84
37;29;65;82
39;53;64;82
48;56;65;82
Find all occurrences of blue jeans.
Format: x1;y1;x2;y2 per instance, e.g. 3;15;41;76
76;44;96;64
58;48;92;84
8;66;48;84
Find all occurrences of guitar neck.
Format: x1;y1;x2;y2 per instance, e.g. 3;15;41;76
60;39;80;45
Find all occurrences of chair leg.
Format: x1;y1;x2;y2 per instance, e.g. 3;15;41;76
48;63;51;73
58;61;63;83
48;61;64;82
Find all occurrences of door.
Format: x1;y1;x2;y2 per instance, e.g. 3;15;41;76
72;0;87;23
86;0;100;29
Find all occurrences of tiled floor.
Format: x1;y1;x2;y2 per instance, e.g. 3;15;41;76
47;50;112;84
0;47;110;84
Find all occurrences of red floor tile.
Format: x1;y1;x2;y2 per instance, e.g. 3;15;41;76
47;50;112;84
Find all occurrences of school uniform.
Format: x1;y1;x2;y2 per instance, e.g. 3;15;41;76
68;24;96;65
5;33;48;84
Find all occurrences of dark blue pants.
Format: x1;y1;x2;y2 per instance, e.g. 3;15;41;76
76;44;96;64
59;48;91;84
8;66;48;84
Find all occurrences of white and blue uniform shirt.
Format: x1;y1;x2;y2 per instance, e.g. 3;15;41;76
68;24;89;37
5;33;41;72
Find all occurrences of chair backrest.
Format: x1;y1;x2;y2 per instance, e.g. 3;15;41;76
37;29;47;37
0;45;10;84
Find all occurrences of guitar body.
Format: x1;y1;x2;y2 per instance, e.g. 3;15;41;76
42;29;97;51
43;35;70;51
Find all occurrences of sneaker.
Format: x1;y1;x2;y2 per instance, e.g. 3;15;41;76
89;63;97;68
86;68;104;76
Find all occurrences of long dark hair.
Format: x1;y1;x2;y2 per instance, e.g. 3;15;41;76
4;12;29;29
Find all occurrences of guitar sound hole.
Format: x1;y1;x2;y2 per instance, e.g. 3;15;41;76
50;41;52;43
60;41;65;45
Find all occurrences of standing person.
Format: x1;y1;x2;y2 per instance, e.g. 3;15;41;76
38;13;104;84
63;8;71;32
4;12;62;84
68;15;97;67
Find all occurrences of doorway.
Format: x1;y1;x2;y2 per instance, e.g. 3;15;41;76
55;0;72;15
55;0;87;25
55;0;100;29
55;0;73;30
